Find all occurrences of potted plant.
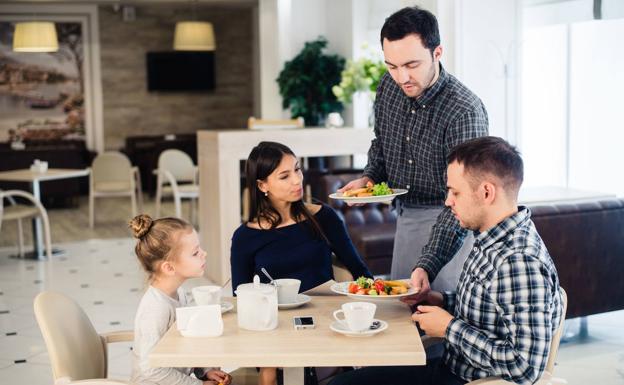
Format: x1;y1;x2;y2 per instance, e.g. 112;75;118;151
277;37;345;127
332;44;387;127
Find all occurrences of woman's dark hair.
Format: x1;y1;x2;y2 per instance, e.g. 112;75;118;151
380;6;441;54
245;141;326;240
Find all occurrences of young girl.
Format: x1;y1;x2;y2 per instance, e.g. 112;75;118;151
231;141;373;385
129;214;232;385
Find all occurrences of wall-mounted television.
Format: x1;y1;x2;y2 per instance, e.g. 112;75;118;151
146;51;215;92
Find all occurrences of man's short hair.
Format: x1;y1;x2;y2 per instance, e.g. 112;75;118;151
447;136;524;198
380;6;440;52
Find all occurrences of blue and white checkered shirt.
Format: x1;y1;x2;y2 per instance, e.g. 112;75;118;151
364;65;489;280
443;207;563;384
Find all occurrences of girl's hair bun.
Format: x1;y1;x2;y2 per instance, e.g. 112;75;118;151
129;214;153;239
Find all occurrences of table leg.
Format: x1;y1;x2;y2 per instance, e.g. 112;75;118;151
31;180;45;260
283;367;304;385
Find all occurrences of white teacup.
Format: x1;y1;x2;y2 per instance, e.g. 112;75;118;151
274;278;301;304
176;305;223;337
192;285;222;306
333;302;376;332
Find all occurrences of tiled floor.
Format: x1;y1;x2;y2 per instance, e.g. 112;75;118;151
0;238;623;385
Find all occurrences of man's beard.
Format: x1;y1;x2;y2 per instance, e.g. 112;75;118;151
401;60;437;98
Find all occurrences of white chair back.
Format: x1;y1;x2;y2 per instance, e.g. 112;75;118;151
34;291;108;382
158;149;195;182
92;151;133;185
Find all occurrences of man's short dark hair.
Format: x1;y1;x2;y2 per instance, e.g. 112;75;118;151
447;137;524;198
380;6;441;52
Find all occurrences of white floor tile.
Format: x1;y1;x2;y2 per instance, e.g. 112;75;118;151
0;361;54;385
0;334;46;361
0;359;12;369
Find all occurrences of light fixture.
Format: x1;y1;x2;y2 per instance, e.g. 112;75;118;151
173;21;215;51
13;21;59;53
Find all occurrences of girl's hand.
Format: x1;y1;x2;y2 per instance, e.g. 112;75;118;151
204;369;232;385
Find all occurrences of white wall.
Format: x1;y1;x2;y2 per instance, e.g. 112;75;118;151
454;0;522;143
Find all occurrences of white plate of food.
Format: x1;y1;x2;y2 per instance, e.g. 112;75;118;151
330;277;416;300
328;182;407;204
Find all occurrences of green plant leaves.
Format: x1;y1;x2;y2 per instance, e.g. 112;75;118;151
276;37;345;126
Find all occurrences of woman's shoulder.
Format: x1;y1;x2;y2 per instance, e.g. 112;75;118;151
305;203;323;215
309;202;339;221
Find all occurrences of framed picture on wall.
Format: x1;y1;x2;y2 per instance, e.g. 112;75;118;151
0;4;103;151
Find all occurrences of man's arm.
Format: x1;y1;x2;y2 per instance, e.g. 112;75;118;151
415;108;488;280
415;207;466;281
445;254;559;384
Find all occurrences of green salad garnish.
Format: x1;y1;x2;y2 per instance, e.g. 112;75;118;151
372;182;393;196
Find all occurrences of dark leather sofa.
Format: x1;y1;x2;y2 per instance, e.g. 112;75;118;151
530;199;624;318
317;173;624;318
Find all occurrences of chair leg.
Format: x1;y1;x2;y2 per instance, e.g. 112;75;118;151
89;193;95;228
174;194;182;219
155;178;162;218
131;192;137;218
17;219;24;257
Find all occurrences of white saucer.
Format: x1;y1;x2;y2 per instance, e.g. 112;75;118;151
278;294;311;309
220;301;234;313
329;319;388;337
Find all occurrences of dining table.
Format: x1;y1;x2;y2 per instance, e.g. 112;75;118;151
149;294;426;385
0;168;90;260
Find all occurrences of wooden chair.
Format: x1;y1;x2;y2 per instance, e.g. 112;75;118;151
34;291;134;385
154;149;199;224
0;189;52;259
89;151;143;228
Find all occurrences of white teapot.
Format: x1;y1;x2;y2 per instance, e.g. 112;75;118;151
235;275;278;331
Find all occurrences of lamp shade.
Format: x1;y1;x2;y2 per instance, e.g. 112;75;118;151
13;21;59;53
173;21;215;51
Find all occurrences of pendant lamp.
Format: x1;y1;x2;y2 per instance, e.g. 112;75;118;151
13;21;59;53
173;21;215;51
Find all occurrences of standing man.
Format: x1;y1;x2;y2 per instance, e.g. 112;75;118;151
340;6;488;293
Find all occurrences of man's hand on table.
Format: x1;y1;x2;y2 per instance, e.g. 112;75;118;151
338;176;373;207
411;305;453;338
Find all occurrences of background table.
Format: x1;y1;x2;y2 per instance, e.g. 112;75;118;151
150;295;426;385
0;168;89;260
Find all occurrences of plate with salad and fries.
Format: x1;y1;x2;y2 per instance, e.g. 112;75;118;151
330;276;417;300
329;181;408;204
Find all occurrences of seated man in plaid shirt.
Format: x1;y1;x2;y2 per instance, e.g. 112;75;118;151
330;137;564;385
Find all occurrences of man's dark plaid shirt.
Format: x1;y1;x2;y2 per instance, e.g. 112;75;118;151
363;65;489;279
443;207;563;384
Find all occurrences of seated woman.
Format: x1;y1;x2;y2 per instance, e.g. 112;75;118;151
231;141;372;385
231;141;372;292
